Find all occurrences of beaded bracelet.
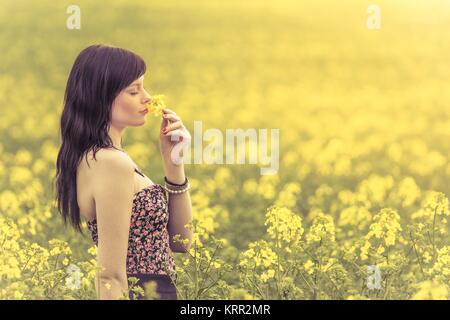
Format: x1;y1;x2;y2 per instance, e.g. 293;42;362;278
163;176;190;194
162;183;190;194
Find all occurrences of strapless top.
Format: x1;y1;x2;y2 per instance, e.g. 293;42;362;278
86;168;177;280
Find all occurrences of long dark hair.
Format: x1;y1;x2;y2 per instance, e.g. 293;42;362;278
55;44;146;233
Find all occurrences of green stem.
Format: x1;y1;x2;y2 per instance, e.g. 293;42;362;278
274;212;282;299
198;242;220;295
409;231;425;276
193;230;198;299
432;207;438;261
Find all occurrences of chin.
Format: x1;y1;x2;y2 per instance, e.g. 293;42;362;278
129;119;146;127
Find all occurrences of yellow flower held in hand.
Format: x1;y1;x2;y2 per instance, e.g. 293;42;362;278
148;94;172;128
148;94;166;116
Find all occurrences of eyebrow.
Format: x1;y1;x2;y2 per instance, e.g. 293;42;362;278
128;83;141;88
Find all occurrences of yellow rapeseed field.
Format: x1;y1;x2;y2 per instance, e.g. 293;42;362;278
1;0;449;299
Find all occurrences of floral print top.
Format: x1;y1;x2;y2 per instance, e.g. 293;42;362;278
86;168;177;280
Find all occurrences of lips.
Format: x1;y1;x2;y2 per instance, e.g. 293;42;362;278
139;108;149;114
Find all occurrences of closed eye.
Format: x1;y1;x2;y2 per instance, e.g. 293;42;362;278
129;85;148;96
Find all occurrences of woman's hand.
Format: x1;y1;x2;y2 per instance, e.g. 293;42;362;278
159;108;191;171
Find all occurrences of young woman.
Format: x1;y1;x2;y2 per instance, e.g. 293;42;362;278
55;44;193;300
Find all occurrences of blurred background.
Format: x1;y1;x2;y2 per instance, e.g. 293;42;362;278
1;0;449;299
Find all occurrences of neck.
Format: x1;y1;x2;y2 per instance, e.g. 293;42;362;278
108;124;125;150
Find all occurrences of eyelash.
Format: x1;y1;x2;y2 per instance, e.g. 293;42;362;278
130;87;147;95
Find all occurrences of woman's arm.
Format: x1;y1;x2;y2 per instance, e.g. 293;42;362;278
165;163;193;253
92;150;135;299
159;108;194;253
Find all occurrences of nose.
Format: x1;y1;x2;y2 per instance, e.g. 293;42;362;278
144;97;151;104
143;93;152;105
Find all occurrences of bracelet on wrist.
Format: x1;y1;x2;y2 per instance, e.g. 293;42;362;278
163;176;190;195
162;183;190;194
164;176;188;187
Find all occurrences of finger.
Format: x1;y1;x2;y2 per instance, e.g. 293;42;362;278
162;113;181;122
160;116;175;128
163;121;183;134
165;130;191;143
162;108;177;115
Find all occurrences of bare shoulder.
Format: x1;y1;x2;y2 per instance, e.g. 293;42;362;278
83;147;131;166
86;149;135;201
81;147;134;178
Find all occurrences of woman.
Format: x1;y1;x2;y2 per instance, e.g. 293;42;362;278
55;44;193;300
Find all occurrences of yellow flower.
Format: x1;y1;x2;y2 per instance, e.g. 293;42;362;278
360;242;370;261
411;280;448;300
305;211;336;244
82;278;91;287
274;182;302;209
346;295;369;300
15;149;33;165
9;166;33;186
423;191;449;216
360;208;402;260
368;208;402;246
230;288;254;300
88;246;97;256
0;191;21;215
239;240;277;270
394;177;421;207
427;246;450;279
304;260;315;275
260;269;276;282
338;206;372;231
243;179;258;194
376;246;385;255
265;206;304;246
148;94;166;116
357;175;394;206
256;175;279;200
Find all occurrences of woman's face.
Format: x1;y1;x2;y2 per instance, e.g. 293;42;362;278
110;75;152;127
